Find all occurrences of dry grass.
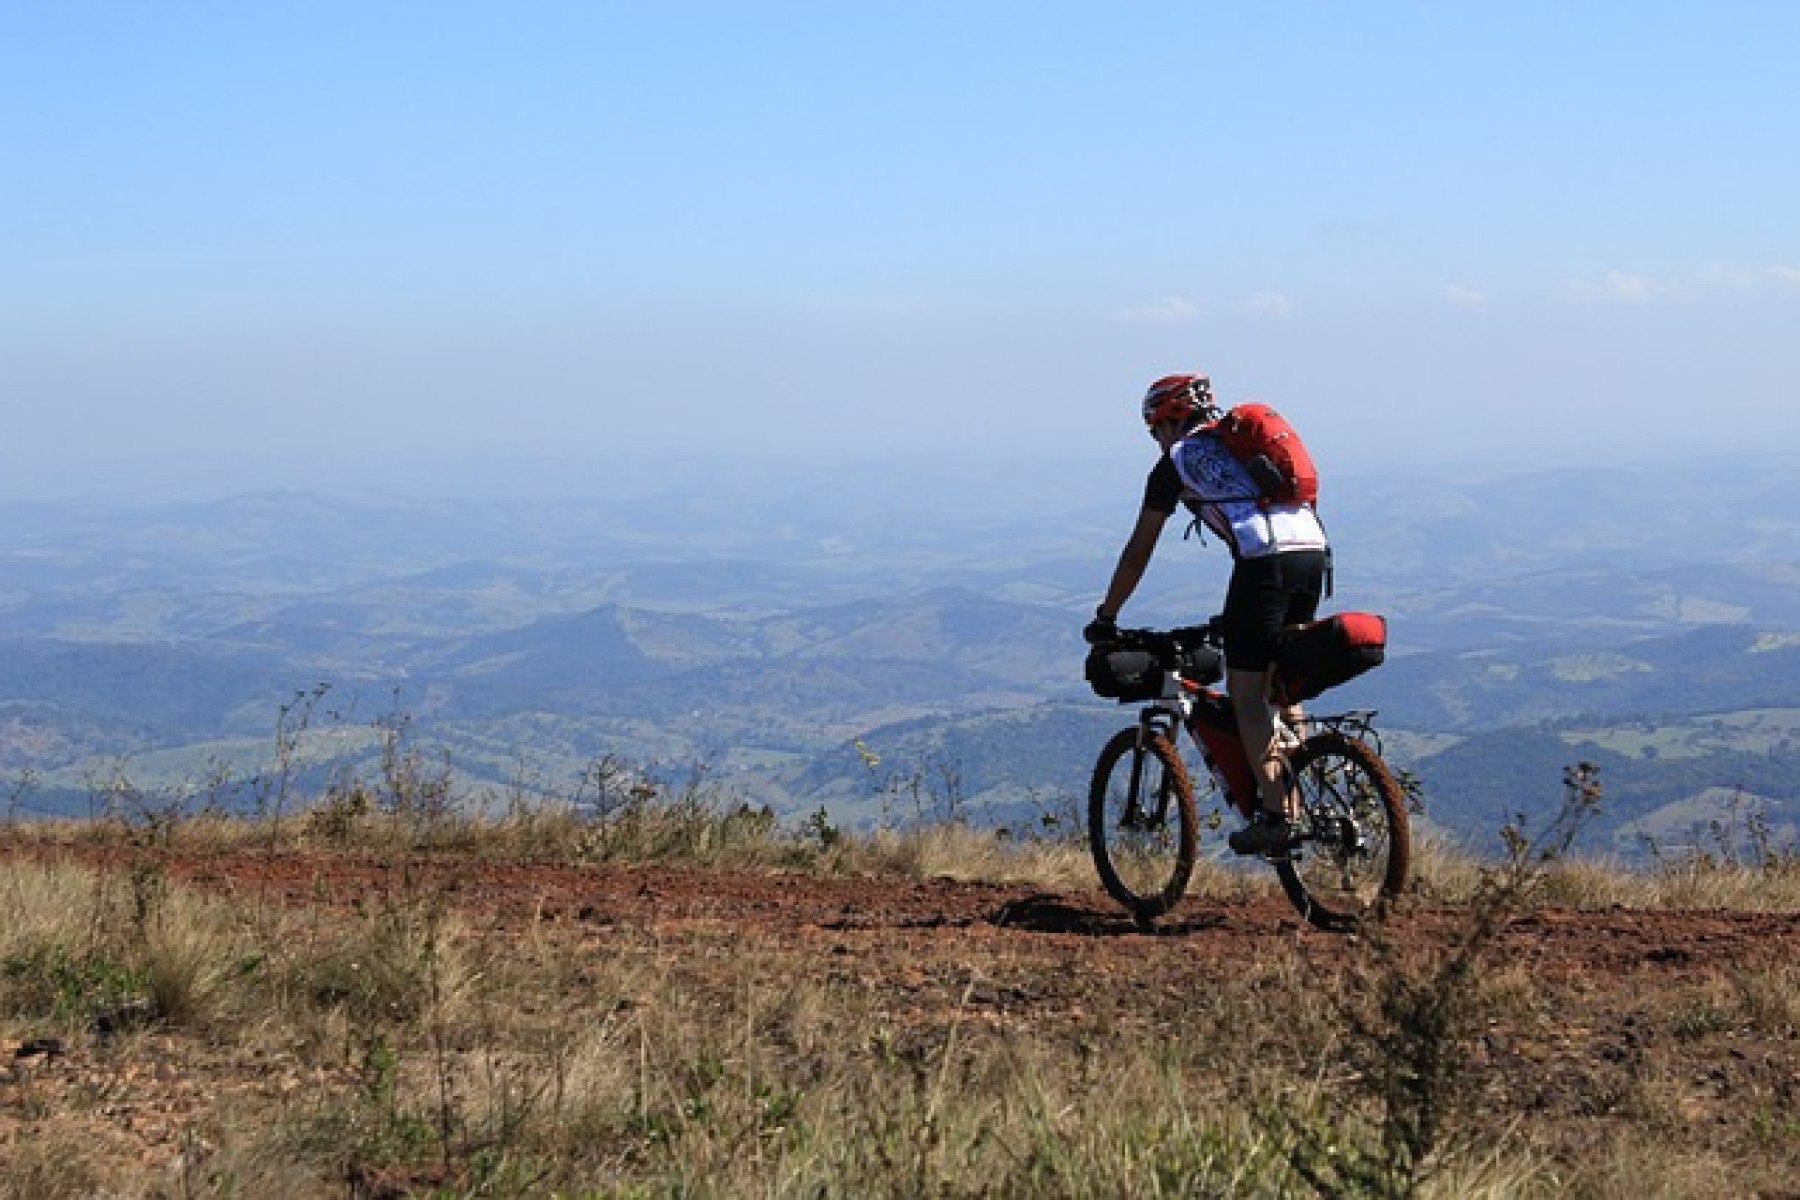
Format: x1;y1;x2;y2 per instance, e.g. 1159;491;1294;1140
0;846;1515;1198
4;776;1799;1197
0;1126;127;1200
1407;831;1800;912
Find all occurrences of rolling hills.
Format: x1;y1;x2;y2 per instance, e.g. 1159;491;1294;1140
2;454;1797;855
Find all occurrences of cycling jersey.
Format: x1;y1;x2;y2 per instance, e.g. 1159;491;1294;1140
1143;433;1328;560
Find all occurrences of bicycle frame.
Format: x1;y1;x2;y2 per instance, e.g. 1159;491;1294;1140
1129;671;1260;820
1106;618;1390;830
1134;672;1378;823
1183;689;1262;817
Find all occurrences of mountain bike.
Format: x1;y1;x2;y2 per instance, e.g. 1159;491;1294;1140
1085;618;1409;931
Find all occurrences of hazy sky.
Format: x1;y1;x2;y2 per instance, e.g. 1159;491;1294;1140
5;2;1798;491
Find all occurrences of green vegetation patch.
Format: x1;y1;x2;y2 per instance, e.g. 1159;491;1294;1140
1564;709;1800;761
1548;652;1654;683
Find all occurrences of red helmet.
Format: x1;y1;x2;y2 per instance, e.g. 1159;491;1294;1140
1141;374;1214;427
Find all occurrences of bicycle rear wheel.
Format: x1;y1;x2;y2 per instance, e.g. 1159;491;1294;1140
1088;727;1197;922
1276;730;1410;931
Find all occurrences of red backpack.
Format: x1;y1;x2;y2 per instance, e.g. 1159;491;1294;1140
1211;402;1319;507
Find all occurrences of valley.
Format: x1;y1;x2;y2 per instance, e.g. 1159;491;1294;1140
3;455;1798;857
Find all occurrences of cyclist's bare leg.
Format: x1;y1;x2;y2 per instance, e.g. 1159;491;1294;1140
1228;666;1295;820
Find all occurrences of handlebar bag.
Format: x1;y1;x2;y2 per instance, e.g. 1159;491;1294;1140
1176;643;1224;687
1084;647;1163;702
1272;612;1386;704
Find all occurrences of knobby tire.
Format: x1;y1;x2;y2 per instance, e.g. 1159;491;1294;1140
1088;727;1197;923
1275;730;1410;931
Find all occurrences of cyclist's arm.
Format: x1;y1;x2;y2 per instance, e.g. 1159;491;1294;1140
1097;503;1171;620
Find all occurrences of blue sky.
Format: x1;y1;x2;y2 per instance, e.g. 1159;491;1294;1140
4;2;1798;489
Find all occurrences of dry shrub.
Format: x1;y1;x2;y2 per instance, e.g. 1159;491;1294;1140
1728;963;1800;1035
0;860;93;966
1264;766;1605;1200
134;886;249;1030
1529;856;1635;907
0;1127;123;1200
276;896;474;1036
1183;855;1281;905
1637;794;1800;911
1409;831;1800;913
1646;857;1800;911
837;822;1090;889
1411;832;1647;910
1405;833;1495;903
0;859;246;1033
141;1121;338;1200
1414;1153;1556;1200
1561;1134;1753;1200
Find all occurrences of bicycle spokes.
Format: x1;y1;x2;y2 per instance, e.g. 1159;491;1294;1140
1300;757;1381;848
1121;747;1175;832
1274;730;1410;930
1088;728;1198;921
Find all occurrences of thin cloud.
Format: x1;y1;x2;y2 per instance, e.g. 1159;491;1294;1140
1244;291;1295;317
1697;264;1760;290
1443;284;1487;307
1561;264;1800;301
1560;270;1667;303
1693;262;1800;291
1112;295;1205;325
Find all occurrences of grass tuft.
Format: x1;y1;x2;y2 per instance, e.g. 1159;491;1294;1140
2;754;1797;1197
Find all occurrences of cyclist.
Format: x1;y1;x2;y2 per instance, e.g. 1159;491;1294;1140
1085;373;1330;856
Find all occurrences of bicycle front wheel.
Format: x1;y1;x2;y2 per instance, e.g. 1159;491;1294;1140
1088;727;1197;922
1276;730;1410;931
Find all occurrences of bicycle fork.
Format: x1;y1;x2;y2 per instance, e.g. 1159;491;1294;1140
1123;709;1180;831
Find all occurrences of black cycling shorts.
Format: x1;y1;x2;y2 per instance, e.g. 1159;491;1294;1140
1220;550;1329;673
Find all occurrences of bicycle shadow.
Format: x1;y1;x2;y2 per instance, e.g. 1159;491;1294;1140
989;893;1232;938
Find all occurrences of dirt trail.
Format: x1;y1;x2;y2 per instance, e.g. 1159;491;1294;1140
24;842;1800;980
6;840;1799;1195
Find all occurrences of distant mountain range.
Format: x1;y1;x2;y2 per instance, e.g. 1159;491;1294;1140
2;455;1797;855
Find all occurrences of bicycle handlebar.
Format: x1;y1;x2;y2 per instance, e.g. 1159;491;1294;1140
1104;619;1222;658
1096;620;1226;685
